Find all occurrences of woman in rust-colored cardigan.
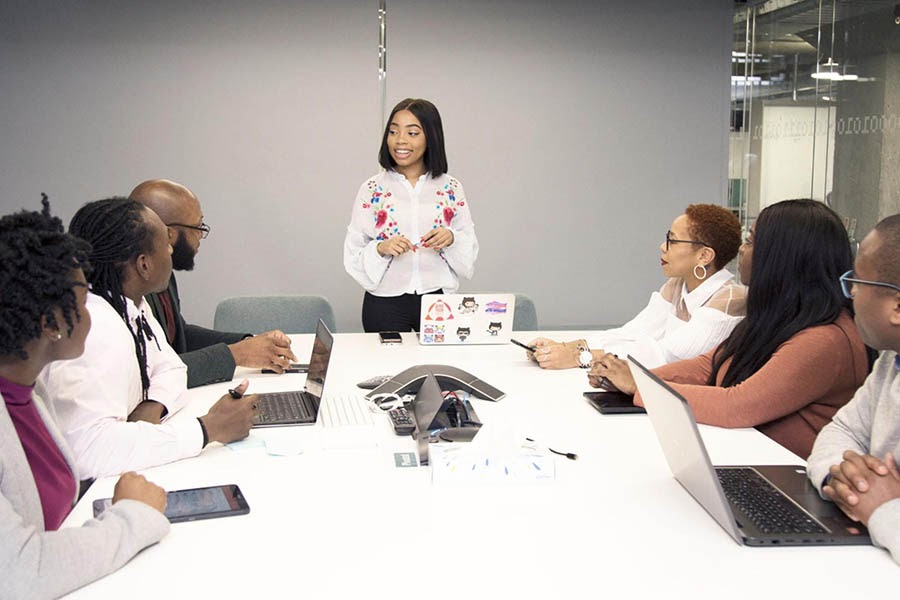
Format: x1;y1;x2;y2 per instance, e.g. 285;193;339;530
590;199;870;458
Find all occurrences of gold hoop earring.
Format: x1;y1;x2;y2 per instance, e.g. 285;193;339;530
693;264;708;280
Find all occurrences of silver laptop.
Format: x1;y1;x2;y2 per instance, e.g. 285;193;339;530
252;319;335;427
419;293;515;345
629;355;870;547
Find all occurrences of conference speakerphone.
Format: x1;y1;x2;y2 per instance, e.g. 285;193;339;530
365;364;505;402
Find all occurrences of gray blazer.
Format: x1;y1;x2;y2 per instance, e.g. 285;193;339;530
0;386;169;600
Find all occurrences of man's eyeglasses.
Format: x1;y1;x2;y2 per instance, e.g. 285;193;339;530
665;230;708;252
167;222;211;239
839;270;900;299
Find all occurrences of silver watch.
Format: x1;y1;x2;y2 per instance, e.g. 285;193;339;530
576;343;593;369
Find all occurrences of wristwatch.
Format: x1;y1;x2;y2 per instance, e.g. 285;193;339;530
576;341;593;369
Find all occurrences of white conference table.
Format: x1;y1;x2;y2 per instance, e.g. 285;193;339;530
64;332;898;599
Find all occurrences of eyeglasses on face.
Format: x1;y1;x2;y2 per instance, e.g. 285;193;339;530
665;230;708;252
839;270;900;299
167;222;211;239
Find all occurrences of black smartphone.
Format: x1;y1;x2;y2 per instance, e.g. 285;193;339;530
92;484;250;523
510;338;536;352
379;331;403;344
583;391;646;414
261;363;308;374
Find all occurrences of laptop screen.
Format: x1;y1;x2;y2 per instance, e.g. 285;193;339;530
628;354;743;543
419;293;515;344
304;320;334;400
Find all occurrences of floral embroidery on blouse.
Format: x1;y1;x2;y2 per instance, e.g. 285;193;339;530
362;179;398;241
433;178;465;229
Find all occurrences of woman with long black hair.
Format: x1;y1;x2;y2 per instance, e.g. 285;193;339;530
343;98;478;332
591;199;870;458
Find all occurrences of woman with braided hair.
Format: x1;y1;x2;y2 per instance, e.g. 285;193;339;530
0;196;170;599
40;197;259;481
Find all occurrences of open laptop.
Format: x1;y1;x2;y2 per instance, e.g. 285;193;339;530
629;355;870;547
253;319;369;428
419;293;515;345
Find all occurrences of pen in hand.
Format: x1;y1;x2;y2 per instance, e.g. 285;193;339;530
228;379;250;399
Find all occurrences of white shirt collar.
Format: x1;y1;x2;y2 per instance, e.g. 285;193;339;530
680;268;735;315
387;169;428;182
87;290;145;322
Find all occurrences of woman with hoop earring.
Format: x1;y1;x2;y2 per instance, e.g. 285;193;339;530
528;204;745;370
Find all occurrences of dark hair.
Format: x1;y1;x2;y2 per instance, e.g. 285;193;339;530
378;98;448;177
69;197;157;397
872;213;900;286
709;199;853;387
0;195;91;360
684;204;741;270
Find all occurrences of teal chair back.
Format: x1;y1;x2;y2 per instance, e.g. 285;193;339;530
213;295;336;334
513;293;538;331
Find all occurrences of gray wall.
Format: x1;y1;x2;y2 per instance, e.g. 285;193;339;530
0;0;732;332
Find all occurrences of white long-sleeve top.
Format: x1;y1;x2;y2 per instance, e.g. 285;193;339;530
38;292;200;480
343;170;479;296
589;268;746;368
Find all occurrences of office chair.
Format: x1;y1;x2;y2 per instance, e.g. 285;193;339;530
513;293;538;331
213;295;337;334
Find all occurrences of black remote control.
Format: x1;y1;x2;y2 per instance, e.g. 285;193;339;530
388;407;416;436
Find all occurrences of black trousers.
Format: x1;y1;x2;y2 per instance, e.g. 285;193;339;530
362;290;442;332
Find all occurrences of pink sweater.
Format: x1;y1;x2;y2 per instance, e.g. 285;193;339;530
635;311;869;458
1;377;76;530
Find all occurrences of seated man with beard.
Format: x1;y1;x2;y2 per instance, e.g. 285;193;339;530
130;179;296;388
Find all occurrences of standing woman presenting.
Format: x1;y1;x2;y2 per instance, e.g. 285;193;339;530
344;98;478;332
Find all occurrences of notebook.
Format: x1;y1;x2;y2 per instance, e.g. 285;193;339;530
253;319;370;428
419;293;515;345
629;355;870;547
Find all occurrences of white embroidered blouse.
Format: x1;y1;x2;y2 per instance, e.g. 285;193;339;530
343;170;479;297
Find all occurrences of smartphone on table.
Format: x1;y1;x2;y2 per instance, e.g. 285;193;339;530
510;338;537;352
262;363;308;374
93;484;250;523
583;391;646;415
379;331;403;344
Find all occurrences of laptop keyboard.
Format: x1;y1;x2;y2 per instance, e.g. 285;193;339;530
716;467;827;535
255;391;318;425
318;393;374;428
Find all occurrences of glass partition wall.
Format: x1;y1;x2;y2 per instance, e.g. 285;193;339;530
730;0;900;240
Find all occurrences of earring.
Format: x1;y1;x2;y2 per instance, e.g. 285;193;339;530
693;264;708;280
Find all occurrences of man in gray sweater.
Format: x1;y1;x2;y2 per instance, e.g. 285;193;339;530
807;213;900;565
